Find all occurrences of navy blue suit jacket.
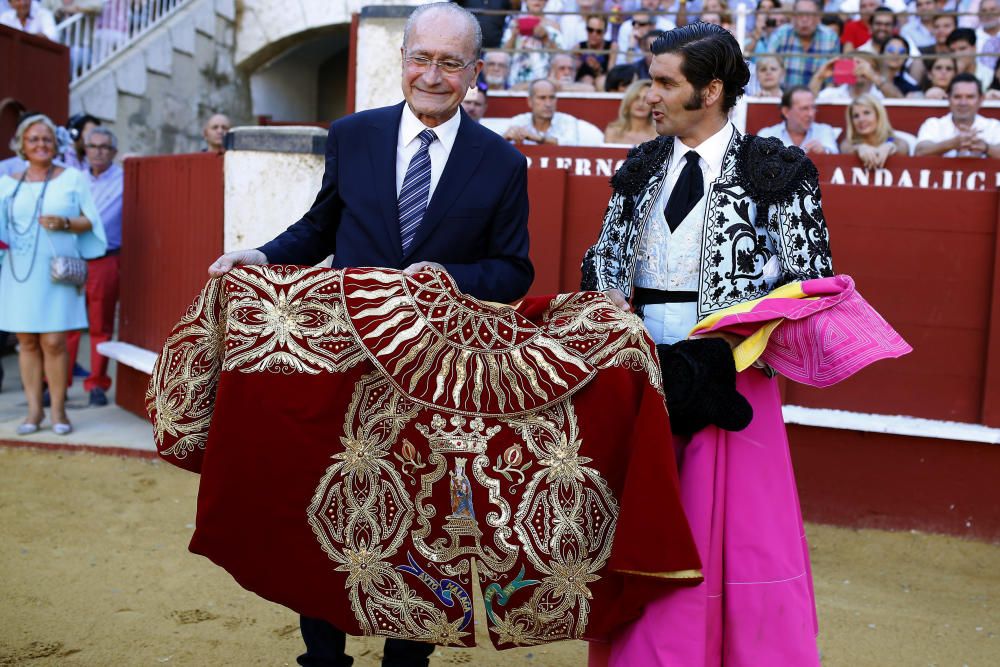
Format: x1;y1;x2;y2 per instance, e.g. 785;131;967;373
258;103;533;303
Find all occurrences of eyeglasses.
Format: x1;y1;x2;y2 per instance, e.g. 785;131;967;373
85;144;114;151
404;54;474;74
25;136;55;145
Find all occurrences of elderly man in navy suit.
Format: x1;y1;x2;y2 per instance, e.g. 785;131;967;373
208;3;532;666
209;2;532;305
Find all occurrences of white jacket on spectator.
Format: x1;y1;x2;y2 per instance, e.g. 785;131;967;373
0;3;57;40
508;111;605;146
916;112;1000;156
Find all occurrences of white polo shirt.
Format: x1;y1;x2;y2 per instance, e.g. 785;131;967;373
916;113;1000;156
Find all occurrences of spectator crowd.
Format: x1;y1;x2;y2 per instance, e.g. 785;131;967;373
457;0;1000;155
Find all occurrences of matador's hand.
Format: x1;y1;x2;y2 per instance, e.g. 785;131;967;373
603;288;632;311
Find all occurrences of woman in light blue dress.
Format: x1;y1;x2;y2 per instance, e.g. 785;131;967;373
0;114;106;435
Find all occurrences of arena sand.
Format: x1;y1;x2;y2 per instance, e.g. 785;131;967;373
1;446;997;666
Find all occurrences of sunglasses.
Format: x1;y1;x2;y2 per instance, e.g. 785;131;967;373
633;20;653;26
884;45;907;54
587;26;605;33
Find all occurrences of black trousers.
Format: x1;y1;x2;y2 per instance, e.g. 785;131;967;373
297;616;436;667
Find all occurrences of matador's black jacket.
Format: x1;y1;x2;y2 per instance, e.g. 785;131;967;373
581;129;835;319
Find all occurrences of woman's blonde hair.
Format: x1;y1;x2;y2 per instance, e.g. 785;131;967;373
607;79;653;134
10;114;58;160
845;94;892;146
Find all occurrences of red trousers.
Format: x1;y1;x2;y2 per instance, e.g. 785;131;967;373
68;253;120;392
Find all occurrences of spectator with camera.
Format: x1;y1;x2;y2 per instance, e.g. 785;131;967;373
840;94;911;168
758;85;841;154
915;72;1000;157
811;53;903;100
745;0;786;55
502;0;564;87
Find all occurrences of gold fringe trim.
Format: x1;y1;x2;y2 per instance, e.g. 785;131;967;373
613;568;704;580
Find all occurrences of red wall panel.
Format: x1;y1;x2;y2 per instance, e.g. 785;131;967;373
119;153;224;355
0;25;69;158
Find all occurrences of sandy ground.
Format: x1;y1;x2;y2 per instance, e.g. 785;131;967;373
0;446;997;667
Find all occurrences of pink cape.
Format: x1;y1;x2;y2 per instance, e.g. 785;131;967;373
588;275;911;666
590;371;820;666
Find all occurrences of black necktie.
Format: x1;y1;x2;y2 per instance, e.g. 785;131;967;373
665;150;704;233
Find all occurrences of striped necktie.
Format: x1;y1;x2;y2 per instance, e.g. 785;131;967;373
398;128;438;253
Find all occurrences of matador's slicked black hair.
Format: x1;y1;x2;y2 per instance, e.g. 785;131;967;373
651;23;751;112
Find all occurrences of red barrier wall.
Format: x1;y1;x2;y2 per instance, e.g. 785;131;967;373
0;25;69;157
118;153;224;414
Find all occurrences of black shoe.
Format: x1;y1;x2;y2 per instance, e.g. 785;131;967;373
42;388;51;407
73;363;90;378
89;388;108;407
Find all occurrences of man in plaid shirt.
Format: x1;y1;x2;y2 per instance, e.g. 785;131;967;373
766;0;840;88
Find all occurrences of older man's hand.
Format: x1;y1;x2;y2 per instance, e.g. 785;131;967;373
603;288;631;311
403;261;447;276
208;249;268;277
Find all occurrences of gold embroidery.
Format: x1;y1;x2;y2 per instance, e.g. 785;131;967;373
146;278;226;461
341;269;595;416
223;266;365;374
542;292;664;395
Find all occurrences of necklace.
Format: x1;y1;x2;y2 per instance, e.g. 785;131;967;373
5;165;54;283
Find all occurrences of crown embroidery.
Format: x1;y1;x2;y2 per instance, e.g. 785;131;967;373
417;414;501;455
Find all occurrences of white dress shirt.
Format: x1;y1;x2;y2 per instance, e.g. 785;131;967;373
916;113;1000;156
507;111;604;146
395;103;462;201
758;121;841;154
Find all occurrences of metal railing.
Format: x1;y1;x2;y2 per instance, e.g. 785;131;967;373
56;0;193;84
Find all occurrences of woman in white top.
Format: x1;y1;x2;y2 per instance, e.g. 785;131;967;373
839;94;910;169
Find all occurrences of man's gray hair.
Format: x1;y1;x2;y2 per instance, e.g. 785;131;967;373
10;114;58;160
86;126;118;150
403;2;483;60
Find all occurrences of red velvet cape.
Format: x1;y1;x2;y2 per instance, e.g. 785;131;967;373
147;265;701;649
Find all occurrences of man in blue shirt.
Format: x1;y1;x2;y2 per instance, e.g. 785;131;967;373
757;86;840;154
67;126;123;407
